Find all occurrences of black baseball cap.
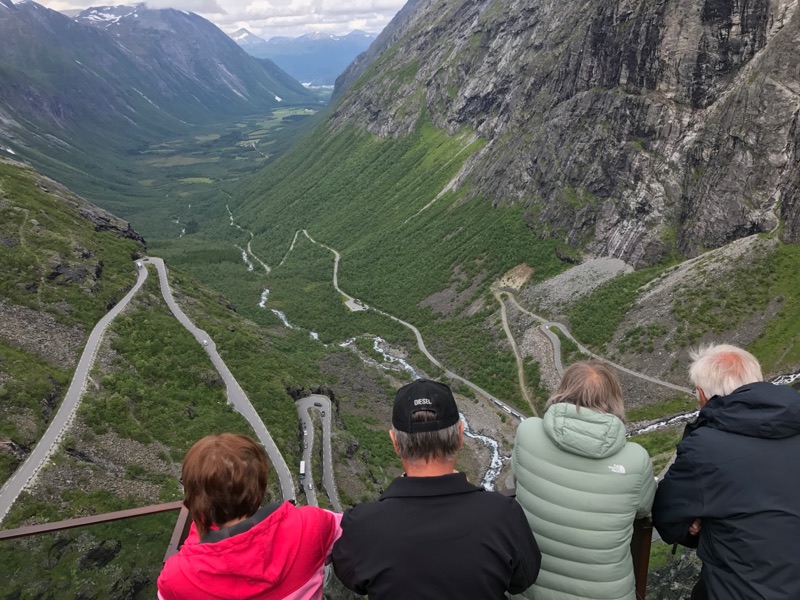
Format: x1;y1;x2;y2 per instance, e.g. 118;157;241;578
392;379;460;433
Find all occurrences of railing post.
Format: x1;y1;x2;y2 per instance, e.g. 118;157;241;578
631;517;653;600
164;506;191;562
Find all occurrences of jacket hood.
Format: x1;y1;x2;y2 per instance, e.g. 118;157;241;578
543;403;626;459
699;382;800;439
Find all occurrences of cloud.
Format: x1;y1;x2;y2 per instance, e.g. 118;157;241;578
145;0;226;13
37;0;405;37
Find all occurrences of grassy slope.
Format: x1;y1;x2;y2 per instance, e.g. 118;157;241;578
566;238;800;376
0;263;336;597
0;161;144;486
0;162;143;329
193;120;568;412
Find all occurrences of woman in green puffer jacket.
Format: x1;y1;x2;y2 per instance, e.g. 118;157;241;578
511;361;656;600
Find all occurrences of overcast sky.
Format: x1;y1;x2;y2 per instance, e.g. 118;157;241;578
37;0;407;38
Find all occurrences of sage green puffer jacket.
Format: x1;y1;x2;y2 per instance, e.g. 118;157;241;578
510;403;655;600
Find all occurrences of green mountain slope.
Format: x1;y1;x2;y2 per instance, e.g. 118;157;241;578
200;0;800;405
0;158;145;486
0;1;316;211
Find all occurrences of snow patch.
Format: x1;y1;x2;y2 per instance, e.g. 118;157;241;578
3;147;16;155
274;96;282;102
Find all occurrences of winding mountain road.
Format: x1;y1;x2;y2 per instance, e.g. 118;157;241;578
0;265;149;524
500;291;693;394
299;228;689;421
146;258;295;501
298;231;526;420
296;395;342;511
0;257;296;525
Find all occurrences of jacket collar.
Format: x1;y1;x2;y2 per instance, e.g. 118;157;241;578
379;472;483;500
200;502;283;544
689;382;800;440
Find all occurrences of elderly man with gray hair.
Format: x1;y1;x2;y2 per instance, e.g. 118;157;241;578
653;344;800;600
332;378;541;599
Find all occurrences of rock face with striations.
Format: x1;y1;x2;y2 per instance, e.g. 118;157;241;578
332;0;800;265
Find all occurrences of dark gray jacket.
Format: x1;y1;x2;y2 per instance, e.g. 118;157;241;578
653;382;800;600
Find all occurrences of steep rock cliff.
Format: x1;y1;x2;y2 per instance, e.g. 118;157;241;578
332;0;800;265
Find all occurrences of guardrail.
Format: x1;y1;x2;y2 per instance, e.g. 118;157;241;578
0;494;653;595
0;501;189;563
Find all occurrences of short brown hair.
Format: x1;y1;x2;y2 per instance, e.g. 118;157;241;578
181;434;270;537
546;360;625;420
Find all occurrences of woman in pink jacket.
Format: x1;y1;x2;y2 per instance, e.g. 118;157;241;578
158;433;341;600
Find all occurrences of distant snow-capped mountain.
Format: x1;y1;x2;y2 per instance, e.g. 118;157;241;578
231;28;376;86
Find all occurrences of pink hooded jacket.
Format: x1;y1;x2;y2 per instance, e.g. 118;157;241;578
158;502;342;600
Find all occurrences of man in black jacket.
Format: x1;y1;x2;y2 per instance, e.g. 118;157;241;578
653;344;800;599
332;379;541;599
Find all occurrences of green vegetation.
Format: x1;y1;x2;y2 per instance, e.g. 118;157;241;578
648;540;686;571
567;265;667;350
630;426;683;474
0;160;146;486
749;243;800;373
0;504;176;598
619;323;667;354
0;342;71;486
551;328;583;366
340;413;400;474
78;275;257;457
627;396;696;422
671;245;778;348
0;162;143;329
523;358;550;413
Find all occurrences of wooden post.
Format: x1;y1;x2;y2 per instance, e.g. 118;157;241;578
631;517;653;599
164;505;191;562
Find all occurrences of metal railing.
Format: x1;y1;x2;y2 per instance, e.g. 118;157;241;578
0;500;189;563
0;495;653;595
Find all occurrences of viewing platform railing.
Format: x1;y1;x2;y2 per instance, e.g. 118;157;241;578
0;492;653;597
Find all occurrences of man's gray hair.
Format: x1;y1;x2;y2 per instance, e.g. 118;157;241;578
689;344;763;398
392;410;460;463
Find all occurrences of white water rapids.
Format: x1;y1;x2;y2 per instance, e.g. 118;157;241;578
460;413;504;490
258;288;269;308
337;335;505;489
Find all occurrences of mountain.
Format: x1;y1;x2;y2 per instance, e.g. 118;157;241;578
225;0;800;394
232;28;376;85
0;1;314;193
231;27;272;55
334;0;424;98
327;0;800;265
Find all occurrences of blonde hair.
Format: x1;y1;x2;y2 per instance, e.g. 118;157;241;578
689;344;763;399
546;360;625;420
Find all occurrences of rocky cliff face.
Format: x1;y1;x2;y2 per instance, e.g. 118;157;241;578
332;0;800;265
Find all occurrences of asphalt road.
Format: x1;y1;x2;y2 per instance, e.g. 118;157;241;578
0;257;297;525
296;394;342;512
0;264;150;524
503;292;693;394
146;258;295;501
